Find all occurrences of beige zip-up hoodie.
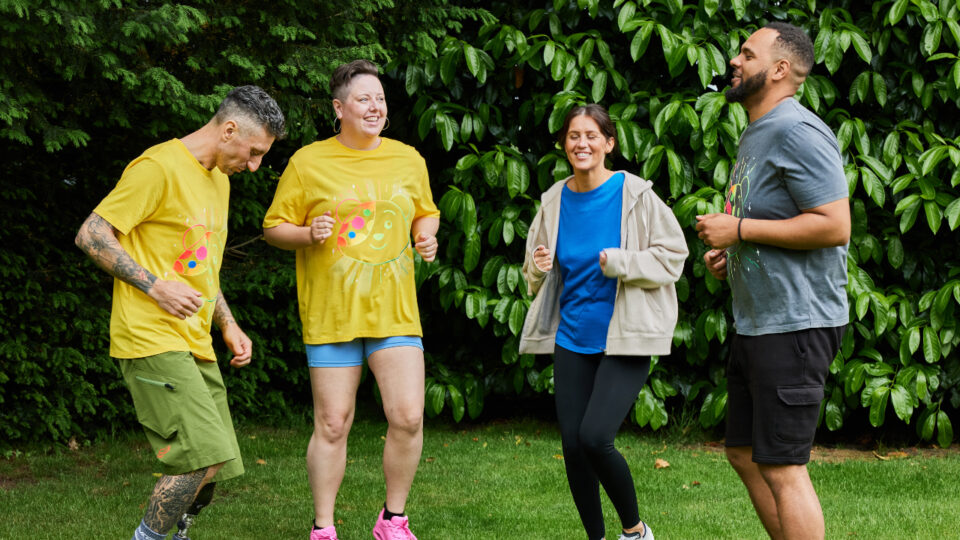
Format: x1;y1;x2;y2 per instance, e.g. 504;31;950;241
519;171;688;356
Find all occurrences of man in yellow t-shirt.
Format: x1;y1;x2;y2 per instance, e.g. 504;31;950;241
75;86;285;540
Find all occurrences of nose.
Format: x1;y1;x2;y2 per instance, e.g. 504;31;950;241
730;55;740;68
247;155;263;173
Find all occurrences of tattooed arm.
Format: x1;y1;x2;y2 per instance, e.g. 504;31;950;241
75;212;203;319
214;291;252;367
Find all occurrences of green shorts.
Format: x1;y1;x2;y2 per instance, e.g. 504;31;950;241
118;351;243;481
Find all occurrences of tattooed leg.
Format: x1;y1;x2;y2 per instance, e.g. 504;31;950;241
142;468;209;534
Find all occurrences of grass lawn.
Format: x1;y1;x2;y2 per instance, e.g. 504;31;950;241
2;412;959;539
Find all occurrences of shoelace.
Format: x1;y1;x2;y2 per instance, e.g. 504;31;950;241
383;517;415;540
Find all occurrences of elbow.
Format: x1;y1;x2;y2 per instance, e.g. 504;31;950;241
262;228;279;247
74;226;88;252
831;223;851;247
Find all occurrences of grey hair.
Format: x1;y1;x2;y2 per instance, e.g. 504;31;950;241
214;85;287;140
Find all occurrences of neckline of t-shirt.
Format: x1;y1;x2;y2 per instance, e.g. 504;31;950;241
331;135;388;153
563;171;625;196
747;97;798;132
173;138;217;178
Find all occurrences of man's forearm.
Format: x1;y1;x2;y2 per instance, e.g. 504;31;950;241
75;213;157;294
212;291;236;330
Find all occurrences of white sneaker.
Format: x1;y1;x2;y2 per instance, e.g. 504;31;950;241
618;521;654;540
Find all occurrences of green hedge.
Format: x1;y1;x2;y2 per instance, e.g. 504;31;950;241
2;0;959;449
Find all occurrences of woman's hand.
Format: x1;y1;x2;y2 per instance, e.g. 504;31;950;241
414;232;438;262
533;244;553;272
310;211;335;244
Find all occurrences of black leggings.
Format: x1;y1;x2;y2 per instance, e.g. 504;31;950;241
554;345;651;540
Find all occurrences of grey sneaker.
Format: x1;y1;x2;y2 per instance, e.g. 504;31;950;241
618;521;654;540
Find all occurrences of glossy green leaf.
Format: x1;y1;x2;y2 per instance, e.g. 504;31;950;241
890;384;913;423
937;411;953;448
923;326;942;363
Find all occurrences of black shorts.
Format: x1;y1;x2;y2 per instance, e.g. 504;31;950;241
724;326;844;465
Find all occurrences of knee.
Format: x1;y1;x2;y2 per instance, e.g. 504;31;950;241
315;410;353;443
757;463;807;493
577;426;612;459
205;462;224;478
387;406;423;436
725;446;754;472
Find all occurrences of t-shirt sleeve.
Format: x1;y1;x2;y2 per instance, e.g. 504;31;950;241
412;155;440;219
780;121;848;210
93;158;166;235
263;157;308;228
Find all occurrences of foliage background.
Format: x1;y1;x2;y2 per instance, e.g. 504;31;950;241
2;0;959;449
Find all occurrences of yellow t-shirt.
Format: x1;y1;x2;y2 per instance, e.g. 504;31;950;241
263;137;440;344
94;139;229;361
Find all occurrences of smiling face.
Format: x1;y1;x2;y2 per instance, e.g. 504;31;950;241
216;122;274;176
563;114;615;174
334;74;387;146
725;28;778;103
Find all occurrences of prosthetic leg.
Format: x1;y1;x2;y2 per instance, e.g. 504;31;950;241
172;482;216;540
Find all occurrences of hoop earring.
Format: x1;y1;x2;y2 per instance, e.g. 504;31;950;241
382;117;390;132
334;118;341;133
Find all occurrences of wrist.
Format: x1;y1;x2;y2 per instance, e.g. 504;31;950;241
737;217;745;243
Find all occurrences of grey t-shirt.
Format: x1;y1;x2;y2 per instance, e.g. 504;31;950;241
725;98;848;336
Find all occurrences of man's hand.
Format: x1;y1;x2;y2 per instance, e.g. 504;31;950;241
147;280;204;319
414;232;438;262
222;323;252;368
704;249;728;280
696;213;740;249
599;250;607;272
533;244;553;272
309;212;335;244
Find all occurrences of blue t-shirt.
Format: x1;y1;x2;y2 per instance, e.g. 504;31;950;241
555;172;624;353
725;99;849;335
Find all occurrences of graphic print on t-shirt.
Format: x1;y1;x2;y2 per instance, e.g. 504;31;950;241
330;179;415;298
725;156;762;278
168;209;222;312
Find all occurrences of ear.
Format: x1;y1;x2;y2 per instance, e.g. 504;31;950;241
222;119;239;142
332;98;343;119
604;136;616;154
771;58;791;82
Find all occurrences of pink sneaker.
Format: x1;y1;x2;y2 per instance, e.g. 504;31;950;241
310;525;339;540
371;509;417;540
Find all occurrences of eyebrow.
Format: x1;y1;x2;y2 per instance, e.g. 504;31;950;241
741;45;756;55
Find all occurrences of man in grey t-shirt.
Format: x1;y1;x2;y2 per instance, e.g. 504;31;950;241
696;22;849;540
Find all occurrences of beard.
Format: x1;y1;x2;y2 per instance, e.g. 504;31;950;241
725;69;767;103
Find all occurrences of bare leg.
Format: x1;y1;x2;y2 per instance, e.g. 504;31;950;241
726;446;783;539
367;346;424;513
143;463;222;534
759;463;824;540
307;366;363;528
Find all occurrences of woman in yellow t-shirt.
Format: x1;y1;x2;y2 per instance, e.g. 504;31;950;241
263;60;438;540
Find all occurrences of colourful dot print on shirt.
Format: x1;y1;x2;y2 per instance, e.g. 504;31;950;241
337;202;378;248
173;224;213;276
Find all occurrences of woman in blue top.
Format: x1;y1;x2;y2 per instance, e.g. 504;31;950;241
523;105;687;540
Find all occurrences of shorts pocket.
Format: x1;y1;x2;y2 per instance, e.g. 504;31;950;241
131;375;180;439
775;385;823;443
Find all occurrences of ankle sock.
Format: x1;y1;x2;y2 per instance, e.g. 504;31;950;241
132;520;166;540
382;503;404;521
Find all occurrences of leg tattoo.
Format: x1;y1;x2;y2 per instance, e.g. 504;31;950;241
143;468;208;534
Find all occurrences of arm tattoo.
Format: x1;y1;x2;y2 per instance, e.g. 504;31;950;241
76;213;157;294
213;291;236;330
143;468;208;533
